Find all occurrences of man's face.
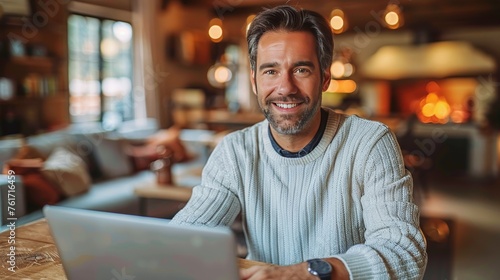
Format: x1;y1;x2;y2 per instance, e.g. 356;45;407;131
251;31;331;135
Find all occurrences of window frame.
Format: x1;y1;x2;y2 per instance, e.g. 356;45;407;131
67;2;135;125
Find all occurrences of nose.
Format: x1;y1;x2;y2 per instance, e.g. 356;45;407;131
277;72;298;96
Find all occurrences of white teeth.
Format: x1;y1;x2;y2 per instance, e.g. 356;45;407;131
275;103;298;109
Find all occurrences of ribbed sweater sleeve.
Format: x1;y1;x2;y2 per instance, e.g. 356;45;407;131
170;138;241;227
334;118;427;279
171;109;427;279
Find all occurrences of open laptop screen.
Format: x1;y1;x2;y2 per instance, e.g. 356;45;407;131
44;205;239;280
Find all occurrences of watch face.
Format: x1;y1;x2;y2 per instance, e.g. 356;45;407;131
308;259;332;276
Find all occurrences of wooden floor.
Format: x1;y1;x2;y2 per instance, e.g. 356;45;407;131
418;175;500;280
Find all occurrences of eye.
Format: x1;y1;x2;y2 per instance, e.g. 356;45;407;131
294;67;311;76
263;69;277;75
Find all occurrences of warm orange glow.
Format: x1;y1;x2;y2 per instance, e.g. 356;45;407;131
330;16;344;31
414;79;476;124
340;80;357;93
434;101;451;119
327;80;339;92
329;9;347;34
450;110;466;123
426;81;440;93
214;65;232;83
417;92;451;124
385;11;399;26
246;14;256;34
422;218;450;243
425;92;439;104
343;63;354;77
209;25;223;41
421;103;435;117
326;79;357;93
384;3;404;29
331;61;345;78
209;18;223;42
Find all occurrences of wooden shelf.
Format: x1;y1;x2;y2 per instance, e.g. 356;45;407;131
0;95;66;104
0;97;42;104
1;56;55;67
0;2;69;136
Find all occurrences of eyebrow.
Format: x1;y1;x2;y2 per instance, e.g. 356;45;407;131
258;61;316;71
258;62;278;71
294;61;315;69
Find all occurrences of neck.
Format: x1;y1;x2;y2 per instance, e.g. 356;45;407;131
270;110;322;152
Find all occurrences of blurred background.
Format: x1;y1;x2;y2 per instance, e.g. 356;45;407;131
1;0;499;279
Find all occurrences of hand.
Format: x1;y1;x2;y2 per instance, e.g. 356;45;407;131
240;263;314;280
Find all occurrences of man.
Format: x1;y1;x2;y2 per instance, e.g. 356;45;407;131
171;5;427;280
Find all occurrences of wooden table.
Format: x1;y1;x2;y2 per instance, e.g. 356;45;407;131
0;219;267;279
1;219;65;279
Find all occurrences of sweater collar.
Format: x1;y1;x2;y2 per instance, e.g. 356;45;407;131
261;107;344;165
268;108;328;158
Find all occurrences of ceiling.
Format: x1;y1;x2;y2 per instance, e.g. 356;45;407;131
178;0;500;33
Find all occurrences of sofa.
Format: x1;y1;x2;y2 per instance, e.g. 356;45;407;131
0;121;214;232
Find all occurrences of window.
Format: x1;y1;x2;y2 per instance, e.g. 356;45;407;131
68;14;133;129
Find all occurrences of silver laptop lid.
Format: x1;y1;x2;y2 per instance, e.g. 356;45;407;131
44;205;239;280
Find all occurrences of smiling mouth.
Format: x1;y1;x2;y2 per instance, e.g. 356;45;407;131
274;103;300;109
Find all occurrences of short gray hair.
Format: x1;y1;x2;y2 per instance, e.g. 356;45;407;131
247;5;333;76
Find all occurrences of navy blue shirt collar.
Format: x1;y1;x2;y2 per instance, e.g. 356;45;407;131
268;108;328;158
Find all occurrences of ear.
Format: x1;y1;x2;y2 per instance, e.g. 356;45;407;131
250;70;257;95
322;69;331;92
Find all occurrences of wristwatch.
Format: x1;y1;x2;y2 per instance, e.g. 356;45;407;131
307;258;332;280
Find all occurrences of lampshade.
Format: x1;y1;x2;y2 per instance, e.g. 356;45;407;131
361;41;496;79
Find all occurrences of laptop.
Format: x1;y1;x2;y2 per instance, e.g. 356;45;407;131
43;205;240;280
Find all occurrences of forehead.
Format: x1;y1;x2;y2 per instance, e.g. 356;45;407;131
257;31;318;60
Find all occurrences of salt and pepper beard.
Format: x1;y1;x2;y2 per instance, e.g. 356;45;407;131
255;83;323;135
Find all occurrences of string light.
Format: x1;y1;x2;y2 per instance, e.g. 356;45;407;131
384;3;404;29
329;9;348;34
207;64;233;88
326;80;357;93
330;48;355;79
208;18;223;43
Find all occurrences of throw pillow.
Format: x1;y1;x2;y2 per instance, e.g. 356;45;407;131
3;158;61;212
41;147;91;197
22;173;61;211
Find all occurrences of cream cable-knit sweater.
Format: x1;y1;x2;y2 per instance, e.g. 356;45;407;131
171;108;427;279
